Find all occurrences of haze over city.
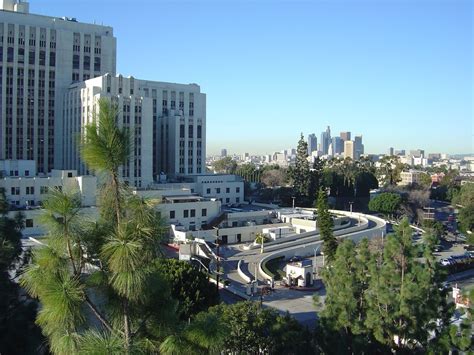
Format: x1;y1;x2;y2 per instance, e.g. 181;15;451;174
35;0;473;156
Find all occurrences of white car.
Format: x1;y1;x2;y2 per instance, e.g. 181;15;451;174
440;259;452;266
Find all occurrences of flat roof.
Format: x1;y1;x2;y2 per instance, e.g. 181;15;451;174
164;195;204;202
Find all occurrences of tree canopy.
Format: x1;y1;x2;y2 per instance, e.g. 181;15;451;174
319;219;453;353
368;192;402;217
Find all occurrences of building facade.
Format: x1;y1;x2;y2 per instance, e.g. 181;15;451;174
0;160;96;208
0;1;116;173
307;133;317;155
320;126;331;155
340;131;351;141
63;74;206;186
344;140;355;160
331;136;343;155
354;135;364;159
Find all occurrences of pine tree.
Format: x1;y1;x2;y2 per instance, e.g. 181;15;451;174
309;157;325;203
316;188;338;262
289;133;310;197
364;218;450;351
320;240;368;353
21;98;176;353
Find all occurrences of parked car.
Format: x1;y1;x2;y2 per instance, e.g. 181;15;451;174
440;259;452;266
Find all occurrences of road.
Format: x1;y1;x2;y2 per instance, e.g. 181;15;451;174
218;212;386;324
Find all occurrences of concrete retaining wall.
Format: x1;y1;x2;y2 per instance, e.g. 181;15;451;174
258;214;386;280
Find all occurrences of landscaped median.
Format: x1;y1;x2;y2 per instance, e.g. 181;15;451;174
262;256;286;280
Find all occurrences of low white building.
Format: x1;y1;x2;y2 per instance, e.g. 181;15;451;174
0;160;97;208
286;259;313;287
185;174;244;205
133;187;221;231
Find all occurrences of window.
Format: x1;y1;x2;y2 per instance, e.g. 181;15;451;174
39;51;46;66
49;52;56;67
40;186;48;194
188;125;193;138
226;198;230;203
68;172;73;177
236;187;240;193
183;210;189;218
197;125;202;138
202;208;207;217
7;47;13;62
226;187;230;193
25;170;30;176
206;188;211;194
29;50;35;65
170;210;175;219
190;209;196;217
216;188;221;194
236;197;240;203
26;186;35;195
25;219;34;228
10;187;20;195
73;54;80;69
83;55;90;70
94;57;101;71
180;125;185;138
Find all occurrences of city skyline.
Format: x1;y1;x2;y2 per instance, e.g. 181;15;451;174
35;0;472;156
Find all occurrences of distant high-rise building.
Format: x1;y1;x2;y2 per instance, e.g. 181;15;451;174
389;147;394;156
395;149;406;156
340;131;351;141
331;136;344;155
221;149;227;157
320;126;331;155
307;134;317;155
354;135;364;159
0;1;117;173
410;149;425;158
344;141;355;160
328;143;333;157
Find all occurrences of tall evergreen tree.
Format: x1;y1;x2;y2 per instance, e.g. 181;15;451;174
316;188;338;262
365;218;451;351
320;240;372;353
289;133;310;197
309;157;325;202
21;98;177;353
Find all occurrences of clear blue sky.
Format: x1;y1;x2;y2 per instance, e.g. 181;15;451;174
36;0;472;156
